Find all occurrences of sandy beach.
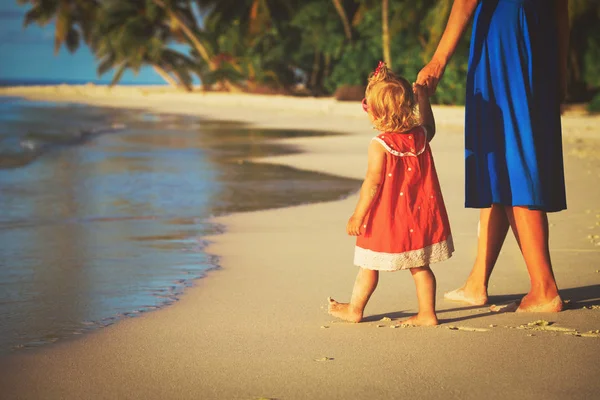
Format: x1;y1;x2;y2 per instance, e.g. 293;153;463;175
0;85;599;399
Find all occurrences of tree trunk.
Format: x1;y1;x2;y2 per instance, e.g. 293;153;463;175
153;0;217;71
332;0;352;41
310;48;321;91
382;0;391;68
153;65;181;89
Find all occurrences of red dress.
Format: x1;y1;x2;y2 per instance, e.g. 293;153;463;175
355;126;454;270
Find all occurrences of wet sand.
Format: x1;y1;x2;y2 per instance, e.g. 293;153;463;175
0;86;599;399
0;102;359;353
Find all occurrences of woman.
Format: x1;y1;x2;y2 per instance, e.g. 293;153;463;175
416;0;569;312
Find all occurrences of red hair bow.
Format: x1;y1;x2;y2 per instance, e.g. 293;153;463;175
373;61;385;76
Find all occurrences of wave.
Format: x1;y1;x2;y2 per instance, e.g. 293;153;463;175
0;123;126;169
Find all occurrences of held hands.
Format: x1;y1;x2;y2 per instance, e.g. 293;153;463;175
412;82;428;101
346;214;364;236
415;58;446;96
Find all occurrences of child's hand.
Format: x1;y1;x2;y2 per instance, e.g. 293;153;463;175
412;83;428;100
346;215;364;236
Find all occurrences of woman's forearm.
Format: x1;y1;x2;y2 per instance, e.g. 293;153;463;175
432;0;479;65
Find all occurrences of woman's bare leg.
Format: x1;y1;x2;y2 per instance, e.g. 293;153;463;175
504;206;562;312
398;266;439;326
328;268;379;322
444;204;510;305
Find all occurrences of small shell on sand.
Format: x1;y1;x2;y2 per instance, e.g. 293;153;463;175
314;357;334;362
320;326;329;329
380;317;392;322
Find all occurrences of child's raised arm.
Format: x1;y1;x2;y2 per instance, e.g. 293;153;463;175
414;83;436;142
347;141;386;236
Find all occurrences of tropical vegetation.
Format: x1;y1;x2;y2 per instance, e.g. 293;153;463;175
17;0;600;104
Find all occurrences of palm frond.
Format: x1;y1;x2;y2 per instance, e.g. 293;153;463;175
110;63;128;86
65;28;80;53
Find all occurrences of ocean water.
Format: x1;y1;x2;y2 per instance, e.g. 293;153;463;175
0;97;361;354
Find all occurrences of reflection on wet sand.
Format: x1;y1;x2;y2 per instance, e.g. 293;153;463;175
0;103;360;353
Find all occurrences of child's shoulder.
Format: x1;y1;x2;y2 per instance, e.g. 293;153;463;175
372;126;428;156
373;125;427;139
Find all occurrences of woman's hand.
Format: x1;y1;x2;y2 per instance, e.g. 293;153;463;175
416;58;446;96
412;82;429;100
346;215;364;236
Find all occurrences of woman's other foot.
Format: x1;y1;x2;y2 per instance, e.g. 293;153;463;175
516;294;563;313
444;287;488;306
327;297;363;323
396;313;439;327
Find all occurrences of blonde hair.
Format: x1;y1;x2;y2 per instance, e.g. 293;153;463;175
365;64;419;133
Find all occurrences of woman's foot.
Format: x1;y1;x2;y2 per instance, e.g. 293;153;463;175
396;313;439;327
516;294;563;313
327;297;363;323
444;286;488;306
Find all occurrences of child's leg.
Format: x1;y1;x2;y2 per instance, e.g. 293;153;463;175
328;268;379;323
399;266;439;326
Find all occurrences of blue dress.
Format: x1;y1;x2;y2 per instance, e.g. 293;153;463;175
465;0;567;212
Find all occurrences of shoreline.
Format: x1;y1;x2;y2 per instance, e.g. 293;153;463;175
0;97;361;353
0;86;599;399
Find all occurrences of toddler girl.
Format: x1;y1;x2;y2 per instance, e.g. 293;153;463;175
328;62;454;326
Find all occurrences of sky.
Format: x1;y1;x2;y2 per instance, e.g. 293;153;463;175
0;0;172;84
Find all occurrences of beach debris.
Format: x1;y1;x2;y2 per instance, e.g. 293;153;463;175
489;324;497;328
320;325;329;329
527;334;535;337
314;357;334;362
579;331;600;338
490;302;519;313
517;319;576;332
376;324;385;328
514;320;589;336
380;317;392;322
447;325;489;332
525;320;550;327
389;325;398;328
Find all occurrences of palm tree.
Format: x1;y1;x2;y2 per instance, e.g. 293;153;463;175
93;0;196;90
152;0;217;72
332;0;353;41
17;0;99;54
193;0;297;90
382;0;391;67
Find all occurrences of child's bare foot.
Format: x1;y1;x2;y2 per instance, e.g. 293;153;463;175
396;313;439;327
327;297;362;323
